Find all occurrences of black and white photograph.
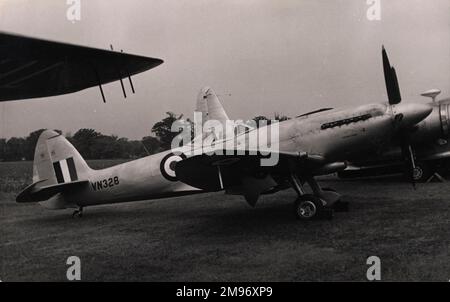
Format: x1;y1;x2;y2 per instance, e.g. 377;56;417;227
0;0;449;286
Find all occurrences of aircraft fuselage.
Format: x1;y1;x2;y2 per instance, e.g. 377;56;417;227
40;101;431;209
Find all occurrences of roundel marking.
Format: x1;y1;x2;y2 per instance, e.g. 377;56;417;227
160;152;187;181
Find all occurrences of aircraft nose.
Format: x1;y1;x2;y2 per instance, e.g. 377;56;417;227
393;103;432;127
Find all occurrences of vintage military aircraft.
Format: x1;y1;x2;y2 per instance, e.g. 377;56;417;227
15;44;433;220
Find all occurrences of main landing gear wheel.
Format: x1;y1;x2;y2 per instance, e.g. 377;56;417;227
294;194;332;220
411;162;432;183
72;207;83;218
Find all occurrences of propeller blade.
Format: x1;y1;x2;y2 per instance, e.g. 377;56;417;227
382;46;402;105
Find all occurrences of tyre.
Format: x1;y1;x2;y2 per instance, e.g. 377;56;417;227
294;194;323;220
410;162;432;182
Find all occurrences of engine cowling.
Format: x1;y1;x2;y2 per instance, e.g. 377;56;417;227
412;100;450;143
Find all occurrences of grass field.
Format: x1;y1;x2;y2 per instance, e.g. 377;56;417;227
0;161;449;281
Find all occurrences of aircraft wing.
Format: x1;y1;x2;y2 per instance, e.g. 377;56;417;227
176;151;326;191
175;150;327;205
0;32;163;102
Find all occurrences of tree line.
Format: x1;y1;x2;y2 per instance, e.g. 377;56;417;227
0;112;288;162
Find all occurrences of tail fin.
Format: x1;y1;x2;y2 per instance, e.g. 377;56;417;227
195;87;253;137
33;130;91;186
197;87;230;125
196;88;209;127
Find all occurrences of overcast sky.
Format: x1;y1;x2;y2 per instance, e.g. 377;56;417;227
0;0;449;139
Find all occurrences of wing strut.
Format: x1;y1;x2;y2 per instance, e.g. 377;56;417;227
121;50;136;94
110;45;127;99
91;63;107;103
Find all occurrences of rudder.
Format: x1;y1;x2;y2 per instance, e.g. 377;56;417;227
33;130;91;186
197;87;230;125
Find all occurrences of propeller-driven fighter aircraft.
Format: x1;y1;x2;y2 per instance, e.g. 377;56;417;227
10;34;432;219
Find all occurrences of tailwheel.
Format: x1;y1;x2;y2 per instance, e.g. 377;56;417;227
72;207;83;218
294;194;329;220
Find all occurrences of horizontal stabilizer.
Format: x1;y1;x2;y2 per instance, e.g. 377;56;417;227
16;180;89;203
0;32;163;102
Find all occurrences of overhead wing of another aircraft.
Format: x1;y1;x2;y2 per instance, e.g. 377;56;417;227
0;32;163;102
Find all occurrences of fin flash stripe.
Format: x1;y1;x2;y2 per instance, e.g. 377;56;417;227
53;157;78;183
